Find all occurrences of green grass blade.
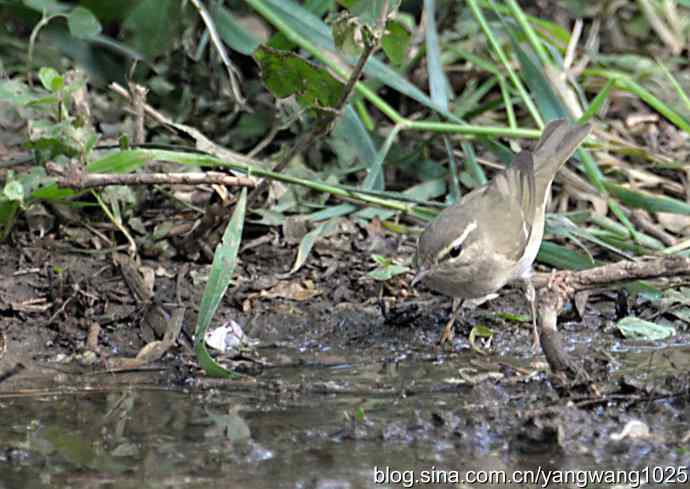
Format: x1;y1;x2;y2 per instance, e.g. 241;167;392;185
576;148;606;194
423;0;463;201
604;181;690;215
289;218;339;273
340;106;380;190
424;0;450;111
589;213;664;251
209;3;261;55
253;0;449;116
469;0;543;127
444;136;461;203
537;240;598;270
497;75;516;128
194;188;247;378
657;60;690;116
587;69;690;134
362;122;400;191
506;30;565;122
505;0;549;66
616;77;690;134
353;178;446;221
578;78;614;124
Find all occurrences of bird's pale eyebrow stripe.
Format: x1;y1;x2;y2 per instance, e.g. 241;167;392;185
439;220;477;259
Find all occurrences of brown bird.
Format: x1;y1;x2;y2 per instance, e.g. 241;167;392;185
413;119;591;345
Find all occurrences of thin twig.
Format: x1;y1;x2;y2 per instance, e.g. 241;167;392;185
188;0;249;110
129;82;148;145
48;165;256;190
246;21;383;208
109;82;262;169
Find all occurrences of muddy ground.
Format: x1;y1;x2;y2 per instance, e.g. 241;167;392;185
0;218;688;488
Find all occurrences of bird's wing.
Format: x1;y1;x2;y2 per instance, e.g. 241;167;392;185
478;150;536;262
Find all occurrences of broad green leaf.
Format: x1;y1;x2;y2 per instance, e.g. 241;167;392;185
338;0;390;26
38;67;62;92
194;188;247;379
381;19;409;66
254;46;344;109
67;6;102;39
209;4;261;55
353;177;445;221
444;137;460;203
371;254;391;266
255;0;449;115
304;0;332;16
23;0;65;13
0;201;19;240
17;166;50;198
669;307;690;323
624;281;663;302
423;0;464;199
368;254;410;281
3;180;24;202
0;80;36;105
368;264;409;281
307;203;356;221
122;0;178;59
616;316;675;341
26;94;60;106
361;122;399;191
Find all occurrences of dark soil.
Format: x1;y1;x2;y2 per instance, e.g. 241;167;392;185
1;222;688;488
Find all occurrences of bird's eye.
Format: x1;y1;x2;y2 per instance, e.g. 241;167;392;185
449;244;463;259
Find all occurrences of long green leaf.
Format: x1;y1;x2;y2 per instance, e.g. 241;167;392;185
341;106;380;190
604;181;690;215
537;240;597;270
194;188;247;378
579;78;615;124
289;218;339;274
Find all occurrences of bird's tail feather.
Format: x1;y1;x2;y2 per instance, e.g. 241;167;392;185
533;119;591;177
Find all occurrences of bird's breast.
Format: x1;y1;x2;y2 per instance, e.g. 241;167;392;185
422;255;516;300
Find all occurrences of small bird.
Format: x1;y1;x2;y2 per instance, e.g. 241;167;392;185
413;119;591;346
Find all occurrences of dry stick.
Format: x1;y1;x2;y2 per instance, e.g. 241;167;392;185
630;209;676;247
246;39;380;208
188;0;248;110
538;255;690;376
109;82;263;169
129;82;148;146
51;169;256;190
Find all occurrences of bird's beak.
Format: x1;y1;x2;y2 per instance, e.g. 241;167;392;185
411;267;430;288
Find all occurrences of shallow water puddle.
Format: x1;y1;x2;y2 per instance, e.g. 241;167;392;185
1;341;687;489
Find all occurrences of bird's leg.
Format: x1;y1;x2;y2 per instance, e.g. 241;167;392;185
523;277;540;352
440;298;463;344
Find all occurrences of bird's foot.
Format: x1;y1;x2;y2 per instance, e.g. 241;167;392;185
547;270;573;296
440;316;456;344
530;321;541;353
